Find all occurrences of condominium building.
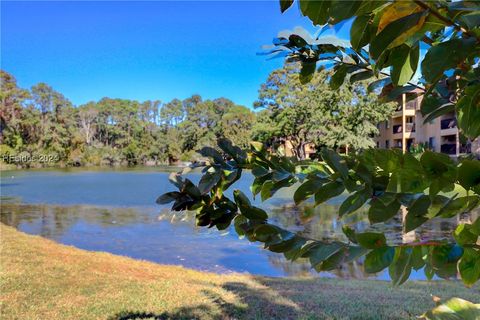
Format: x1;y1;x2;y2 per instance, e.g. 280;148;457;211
374;92;480;157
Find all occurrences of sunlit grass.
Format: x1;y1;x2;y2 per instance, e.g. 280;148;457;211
1;224;478;320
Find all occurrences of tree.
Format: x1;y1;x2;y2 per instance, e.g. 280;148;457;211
159;0;480;285
78;102;99;146
254;63;394;158
0;71;30;147
221;105;256;148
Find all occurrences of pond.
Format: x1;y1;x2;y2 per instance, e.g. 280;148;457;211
1;167;476;279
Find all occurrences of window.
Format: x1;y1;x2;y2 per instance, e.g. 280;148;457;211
406;116;414;123
385;140;390;149
376;141;379;148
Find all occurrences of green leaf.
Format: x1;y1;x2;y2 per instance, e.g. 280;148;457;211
350;14;372;51
437;196;476;218
253;224;279;242
390;44;419;86
321;246;368;271
260;180;275;201
422;38;477;83
405;195;431;232
299;0;331;25
349;70;373;84
432;245;463;279
294;177;325;204
356;232;387;249
457;84;480;140
314;181;345;205
197;146;224;163
233;214;248;238
459;248;480;286
423;103;455;124
368;198;400;224
279;0;294;13
218;138;246;163
421;297;480;320
321;149;349;178
233;189;251;207
370;11;426;59
242;206;268;221
458;160;480;191
367;77;391;93
342;225;358;244
300;61;316;84
307;242;344;271
454;224;479;245
364;247;395;273
421;151;456;179
339;188;370;216
411;246;425;270
198;171;222;195
389;247;413;286
329;0;361;22
156;191;180;204
330;64;348;90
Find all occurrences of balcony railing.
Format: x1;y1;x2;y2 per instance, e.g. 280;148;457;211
441;143;456;155
405;123;415;133
441;118;457;130
393;124;402;134
405;101;417;110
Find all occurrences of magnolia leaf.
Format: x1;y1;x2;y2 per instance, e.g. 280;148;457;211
422;38;477;83
365;246;395;273
339;188;370;216
156;191;180;204
459;248;480;286
370;11;426;59
390;44;419;86
389;247;413;286
300;61;317;84
350;14;372;51
314;181;345;205
458;160;480;191
356;232;387;249
457;84;480;140
299;0;331;25
368;198;400;224
330;64;348;90
280;0;294;13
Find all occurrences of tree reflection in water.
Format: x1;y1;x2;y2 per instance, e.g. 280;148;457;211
1;196;478;279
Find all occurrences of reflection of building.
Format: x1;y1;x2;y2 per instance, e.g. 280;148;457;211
374;92;480;157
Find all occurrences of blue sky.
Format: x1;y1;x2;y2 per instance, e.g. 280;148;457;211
1;1;350;108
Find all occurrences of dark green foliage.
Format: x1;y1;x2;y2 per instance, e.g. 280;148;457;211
0;71;256;167
265;0;480;141
159;139;480;285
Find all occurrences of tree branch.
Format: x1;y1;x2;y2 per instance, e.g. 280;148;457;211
413;0;480;41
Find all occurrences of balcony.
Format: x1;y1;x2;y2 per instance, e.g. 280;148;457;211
441;143;456;155
405;100;417;110
393;125;402;134
441;118;457;130
405;123;415;133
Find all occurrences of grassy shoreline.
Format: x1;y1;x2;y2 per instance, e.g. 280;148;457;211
1;224;479;320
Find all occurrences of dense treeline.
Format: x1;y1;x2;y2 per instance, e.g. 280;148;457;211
0;67;393;168
0;71;255;167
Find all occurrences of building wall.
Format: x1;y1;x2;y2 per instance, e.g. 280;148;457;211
375;92;478;157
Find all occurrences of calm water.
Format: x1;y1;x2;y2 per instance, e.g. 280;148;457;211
0;167;476;279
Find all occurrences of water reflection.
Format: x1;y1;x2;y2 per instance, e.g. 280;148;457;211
0;169;478;279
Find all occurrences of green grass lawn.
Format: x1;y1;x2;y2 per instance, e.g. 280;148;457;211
1;224;478;320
